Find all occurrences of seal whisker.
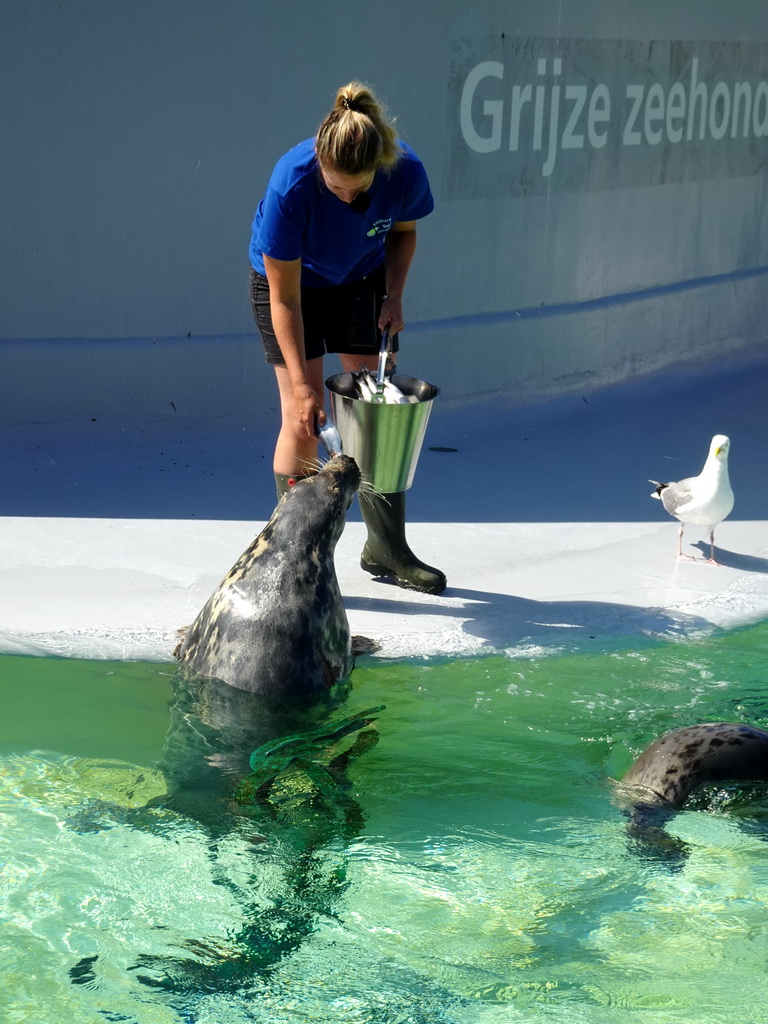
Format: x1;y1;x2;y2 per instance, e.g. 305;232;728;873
357;476;388;502
299;456;326;475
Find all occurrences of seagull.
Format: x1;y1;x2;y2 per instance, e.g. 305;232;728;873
650;434;734;564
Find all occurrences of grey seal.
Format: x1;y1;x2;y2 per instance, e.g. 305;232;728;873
618;720;768;864
621;722;768;809
174;454;361;695
617;722;768;863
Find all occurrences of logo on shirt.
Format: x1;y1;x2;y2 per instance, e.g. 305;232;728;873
366;217;392;237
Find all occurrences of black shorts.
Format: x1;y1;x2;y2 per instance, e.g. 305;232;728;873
249;265;399;365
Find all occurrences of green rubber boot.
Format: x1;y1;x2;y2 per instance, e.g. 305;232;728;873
274;471;316;500
359;490;447;595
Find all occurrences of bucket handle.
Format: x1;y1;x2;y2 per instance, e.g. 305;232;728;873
375;329;392;398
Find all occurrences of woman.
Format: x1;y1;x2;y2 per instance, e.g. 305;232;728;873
248;81;445;595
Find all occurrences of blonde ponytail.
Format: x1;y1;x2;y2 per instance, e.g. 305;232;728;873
315;81;402;174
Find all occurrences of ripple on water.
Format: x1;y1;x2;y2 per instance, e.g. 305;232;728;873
3;626;768;1021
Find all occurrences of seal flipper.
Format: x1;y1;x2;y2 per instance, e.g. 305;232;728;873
623;799;690;869
233;705;384;805
129;713;383;994
69;954;99;988
352;634;381;655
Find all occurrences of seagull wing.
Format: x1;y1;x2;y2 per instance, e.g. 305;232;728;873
659;478;695;517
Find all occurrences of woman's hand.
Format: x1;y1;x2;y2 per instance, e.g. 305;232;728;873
293;382;326;436
378;293;405;334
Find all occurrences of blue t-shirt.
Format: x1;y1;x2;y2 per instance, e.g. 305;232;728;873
249;138;434;287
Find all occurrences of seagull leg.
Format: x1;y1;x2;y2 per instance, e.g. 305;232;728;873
705;527;721;566
676;523;695;561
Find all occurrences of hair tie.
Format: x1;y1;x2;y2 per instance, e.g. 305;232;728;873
342;96;355;112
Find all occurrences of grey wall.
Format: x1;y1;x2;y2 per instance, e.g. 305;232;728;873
2;1;767;427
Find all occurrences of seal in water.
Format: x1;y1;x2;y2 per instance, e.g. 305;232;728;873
616;722;768;864
70;675;384;992
175;454;361;695
621;722;768;809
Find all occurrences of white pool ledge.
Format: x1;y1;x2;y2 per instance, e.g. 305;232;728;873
2;352;767;663
1;516;767;663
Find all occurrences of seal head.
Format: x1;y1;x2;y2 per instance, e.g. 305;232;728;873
175;455;361;695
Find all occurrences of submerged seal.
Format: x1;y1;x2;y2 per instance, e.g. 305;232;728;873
621;722;768;809
175;454;361;695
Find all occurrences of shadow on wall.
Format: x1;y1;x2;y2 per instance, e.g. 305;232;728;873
2;349;767;523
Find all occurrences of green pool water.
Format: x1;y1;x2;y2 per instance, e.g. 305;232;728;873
3;623;768;1024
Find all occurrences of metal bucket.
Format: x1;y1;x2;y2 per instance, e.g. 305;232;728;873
326;372;440;492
